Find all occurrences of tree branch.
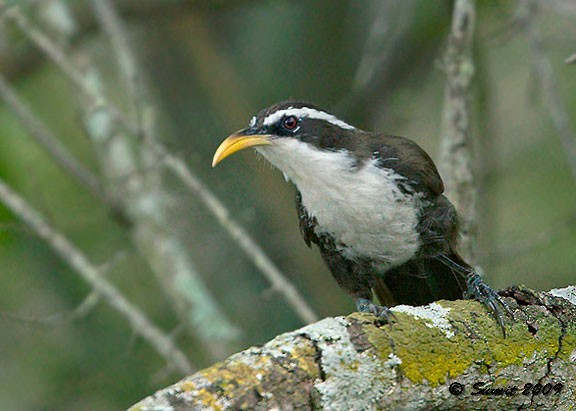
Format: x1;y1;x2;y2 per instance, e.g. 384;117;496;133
11;250;129;326
5;2;242;356
0;0;258;80
4;1;317;330
439;0;478;262
89;0;145;131
88;0;317;325
4;5;93;100
0;176;193;374
89;0;319;325
155;144;319;324
0;73;113;206
129;286;576;411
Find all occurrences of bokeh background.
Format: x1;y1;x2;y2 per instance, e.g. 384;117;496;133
0;0;575;409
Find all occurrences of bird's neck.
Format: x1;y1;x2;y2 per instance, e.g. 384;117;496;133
257;139;422;266
256;139;358;188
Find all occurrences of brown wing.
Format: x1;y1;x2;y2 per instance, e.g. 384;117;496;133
361;133;460;253
362;133;444;198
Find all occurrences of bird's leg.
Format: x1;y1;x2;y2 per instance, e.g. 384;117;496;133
435;254;513;337
355;297;397;323
318;249;397;323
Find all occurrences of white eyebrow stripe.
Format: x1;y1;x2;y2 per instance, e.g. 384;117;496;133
262;107;355;130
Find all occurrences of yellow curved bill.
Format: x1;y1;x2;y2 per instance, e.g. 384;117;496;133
212;132;272;167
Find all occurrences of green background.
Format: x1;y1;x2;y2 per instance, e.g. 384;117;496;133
0;1;574;409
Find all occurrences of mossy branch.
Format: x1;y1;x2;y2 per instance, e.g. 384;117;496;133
129;286;576;411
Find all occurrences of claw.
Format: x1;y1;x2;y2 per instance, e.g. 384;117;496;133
355;298;397;323
435;254;513;337
465;272;514;337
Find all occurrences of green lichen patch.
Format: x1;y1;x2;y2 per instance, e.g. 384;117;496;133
356;299;565;387
170;336;320;410
199;360;261;393
486;305;562;367
205;340;317;386
348;313;394;363
559;326;576;361
383;310;470;385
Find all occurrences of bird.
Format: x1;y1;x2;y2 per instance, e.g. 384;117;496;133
212;100;511;333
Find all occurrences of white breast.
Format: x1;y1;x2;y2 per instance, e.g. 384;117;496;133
257;139;422;269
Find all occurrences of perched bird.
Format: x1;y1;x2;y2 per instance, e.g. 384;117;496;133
212;100;510;332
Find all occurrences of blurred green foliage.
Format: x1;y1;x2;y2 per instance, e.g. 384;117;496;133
0;0;574;409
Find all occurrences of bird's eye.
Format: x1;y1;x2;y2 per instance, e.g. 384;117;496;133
282;116;299;131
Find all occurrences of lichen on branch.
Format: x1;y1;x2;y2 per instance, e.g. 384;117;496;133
129;286;576;411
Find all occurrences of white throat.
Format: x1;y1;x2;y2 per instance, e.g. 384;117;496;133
256;139;422;268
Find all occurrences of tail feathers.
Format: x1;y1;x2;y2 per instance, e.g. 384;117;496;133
373;254;468;307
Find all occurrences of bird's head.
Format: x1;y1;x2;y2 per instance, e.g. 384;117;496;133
212;101;361;180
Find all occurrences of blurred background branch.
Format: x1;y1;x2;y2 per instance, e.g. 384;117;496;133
0;0;574;409
0;74;106;201
4;1;241;361
439;0;478;262
0;176;192;374
88;0;318;325
156;144;319;324
0;0;256;80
